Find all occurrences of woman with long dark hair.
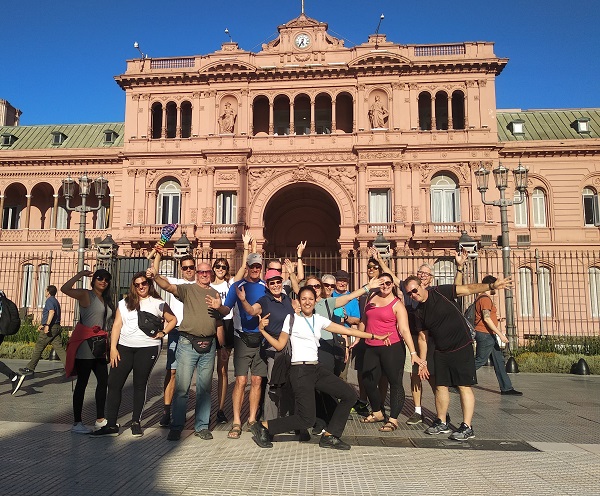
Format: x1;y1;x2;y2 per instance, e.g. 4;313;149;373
359;273;422;433
91;272;176;437
62;268;116;434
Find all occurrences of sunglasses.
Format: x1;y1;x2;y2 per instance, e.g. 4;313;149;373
95;276;111;282
305;284;321;290
367;264;380;269
417;271;432;276
213;264;228;270
268;280;283;286
381;281;394;287
181;265;196;271
134;280;149;288
407;287;420;295
196;270;211;275
249;264;262;269
322;283;334;288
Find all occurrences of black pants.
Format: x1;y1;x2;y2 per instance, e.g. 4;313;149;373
362;342;406;419
0;335;16;379
267;363;357;439
105;344;160;427
73;357;108;423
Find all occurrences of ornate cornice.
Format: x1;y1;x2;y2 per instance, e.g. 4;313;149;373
248;151;355;164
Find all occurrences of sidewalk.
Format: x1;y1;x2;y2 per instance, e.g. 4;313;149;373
1;356;598;495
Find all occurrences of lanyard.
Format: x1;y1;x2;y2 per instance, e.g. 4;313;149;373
302;314;316;335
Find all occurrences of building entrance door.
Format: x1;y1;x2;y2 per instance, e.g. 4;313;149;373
262;183;341;258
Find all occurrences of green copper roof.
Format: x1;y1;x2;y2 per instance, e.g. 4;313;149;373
0;123;124;150
497;109;600;141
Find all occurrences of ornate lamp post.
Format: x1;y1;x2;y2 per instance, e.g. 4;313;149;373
373;231;390;260
173;233;192;260
474;161;528;351
62;173;108;275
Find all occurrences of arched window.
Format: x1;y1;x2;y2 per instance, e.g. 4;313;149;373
36;264;50;308
532;188;547;227
518;267;534;317
157;181;181;225
252;96;269;135
418;92;432;131
430;174;460;223
166;102;177;138
582;187;599;226
21;263;34;308
589;267;600;318
335;92;353;133
151;102;163;139
433;260;455;285
273;95;290;135
180;101;192;138
315;93;332;134
513;192;528;227
538;266;553;318
435;91;448;130
451;90;465;129
294;95;311;135
2;205;21;229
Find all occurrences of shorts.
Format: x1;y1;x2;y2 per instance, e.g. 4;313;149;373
233;335;267;378
216;319;235;350
405;335;436;376
434;343;477;387
166;328;180;370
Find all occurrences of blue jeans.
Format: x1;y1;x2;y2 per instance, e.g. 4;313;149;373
170;336;216;432
474;331;513;392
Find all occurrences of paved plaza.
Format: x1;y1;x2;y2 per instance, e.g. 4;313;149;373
0;355;598;496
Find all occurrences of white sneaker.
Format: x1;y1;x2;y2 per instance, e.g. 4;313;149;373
71;422;92;434
94;419;107;431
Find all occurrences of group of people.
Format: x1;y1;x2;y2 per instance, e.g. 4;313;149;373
5;234;522;449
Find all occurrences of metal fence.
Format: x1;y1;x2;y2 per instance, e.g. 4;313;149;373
1;248;599;340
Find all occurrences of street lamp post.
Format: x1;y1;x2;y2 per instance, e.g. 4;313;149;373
474;161;528;351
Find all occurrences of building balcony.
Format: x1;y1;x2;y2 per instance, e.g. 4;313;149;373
0;228;108;244
412;222;478;242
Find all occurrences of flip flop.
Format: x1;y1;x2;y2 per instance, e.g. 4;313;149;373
227;423;242;439
379;421;398;432
360;413;385;424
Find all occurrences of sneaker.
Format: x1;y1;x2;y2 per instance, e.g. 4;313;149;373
352;400;370;417
216;410;228;424
159;412;171;427
311;418;327;436
501;389;523;396
194;429;213;440
71;422;93;435
406;412;424;425
167;430;181;441
94;419;107;431
250;422;273;448
319;434;351;451
449;422;475;441
131;422;143;437
89;425;119;437
298;429;311;443
18;367;34;377
425;419;452;435
11;374;25;395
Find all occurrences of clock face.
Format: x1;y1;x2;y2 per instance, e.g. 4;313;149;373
295;33;311;49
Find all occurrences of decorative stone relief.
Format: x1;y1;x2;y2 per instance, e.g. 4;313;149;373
248;168;272;201
394;205;407;222
486;206;493;221
412;206;420;222
146;170;158;188
457;162;469;181
181;169;190;187
368;169;390;181
328;166;356;200
217;172;236;183
358;151;401;160
358;205;367;223
248;152;355;164
137;209;145;224
292;164;314;183
127;169;136;177
190;209;198;224
238;206;246;224
473;206;480;221
420;164;432;183
202;207;214;223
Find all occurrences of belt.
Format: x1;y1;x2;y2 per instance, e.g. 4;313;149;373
291;361;318;366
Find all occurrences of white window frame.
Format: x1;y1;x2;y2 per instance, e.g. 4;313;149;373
582;187;600;227
430;175;460;223
36;264;50;308
368;189;391;224
2;205;21;229
432;260;455;286
532;188;547;228
518;267;534;317
21;264;34;308
216;191;237;224
513;192;528;228
95;205;109;229
538;267;553;318
157;181;181;225
589;267;600;318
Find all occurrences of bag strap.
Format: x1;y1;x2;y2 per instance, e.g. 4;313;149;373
324;299;333;320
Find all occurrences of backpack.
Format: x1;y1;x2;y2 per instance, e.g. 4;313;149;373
464;295;489;339
0;292;21;336
269;314;294;387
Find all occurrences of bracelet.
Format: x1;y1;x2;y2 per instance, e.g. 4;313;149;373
410;351;417;355
371;334;375;339
363;285;369;294
297;257;302;260
456;269;463;273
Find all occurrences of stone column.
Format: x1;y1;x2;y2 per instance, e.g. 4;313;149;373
24;194;32;229
238;164;248;226
447;97;453;129
289;102;295;134
268;102;274;135
431;96;436;130
0;195;4;229
161;106;167;138
176;103;182;138
331;99;337;132
52;194;59;229
357;163;367;231
393;162;402;217
310;98;315;134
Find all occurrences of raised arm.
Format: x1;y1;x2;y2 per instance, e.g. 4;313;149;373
334;277;382;308
284;258;300;294
234;230;252;282
455;277;513;297
296;241;306;282
146;267;179;297
368;247;400;286
60;270;93;307
454;249;467;285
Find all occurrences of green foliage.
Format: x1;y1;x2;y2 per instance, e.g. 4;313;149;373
514;352;598;374
519;335;600;355
3;320;41;344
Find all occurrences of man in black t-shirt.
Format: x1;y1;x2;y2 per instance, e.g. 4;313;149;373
404;274;512;441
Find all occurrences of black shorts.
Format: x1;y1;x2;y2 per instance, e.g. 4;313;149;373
216;319;235;350
434;343;477;387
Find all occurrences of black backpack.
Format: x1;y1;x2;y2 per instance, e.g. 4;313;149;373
0;292;21;336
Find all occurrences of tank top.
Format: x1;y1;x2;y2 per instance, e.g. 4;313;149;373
364;297;401;347
77;290;113;359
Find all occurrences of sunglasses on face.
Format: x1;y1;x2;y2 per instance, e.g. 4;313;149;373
134;280;149;288
381;281;394;287
249;264;262;269
268;280;283;286
407;287;420;295
181;265;195;271
213;264;228;270
95;276;110;282
196;270;211;275
322;283;334;288
336;280;348;284
367;264;380;269
417;271;432;277
306;284;321;290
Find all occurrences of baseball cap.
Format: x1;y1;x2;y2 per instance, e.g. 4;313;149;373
247;253;263;266
264;269;283;281
334;269;350;280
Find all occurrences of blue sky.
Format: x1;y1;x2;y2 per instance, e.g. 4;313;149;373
3;0;598;125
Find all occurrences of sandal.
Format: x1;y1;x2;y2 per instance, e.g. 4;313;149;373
360;413;385;424
227;423;242;439
379;421;398;432
245;420;257;432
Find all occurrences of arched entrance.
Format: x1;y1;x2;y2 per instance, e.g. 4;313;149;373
262;183;341;257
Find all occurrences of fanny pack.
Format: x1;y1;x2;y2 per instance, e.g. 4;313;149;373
138;310;164;337
180;332;214;354
239;331;263;348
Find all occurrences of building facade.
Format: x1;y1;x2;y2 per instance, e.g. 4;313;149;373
1;13;599;337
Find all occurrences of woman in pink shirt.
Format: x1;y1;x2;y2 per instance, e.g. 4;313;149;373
359;273;421;432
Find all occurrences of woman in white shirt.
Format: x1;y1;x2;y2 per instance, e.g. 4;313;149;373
91;272;176;438
250;286;392;451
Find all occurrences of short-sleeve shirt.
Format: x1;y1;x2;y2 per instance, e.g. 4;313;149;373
281;312;332;363
42;296;61;326
176;284;222;338
224;279;266;334
257;292;294;337
167;276;196;325
474;295;497;334
332;290;360;327
210;280;234;320
315;297;341;340
414;285;471;352
118;297;164;348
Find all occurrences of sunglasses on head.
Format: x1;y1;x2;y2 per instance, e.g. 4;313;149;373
181;265;195;271
306;284;321;290
407;287;420;294
381;281;394;287
196;270;211;275
134;280;149;288
95;276;110;282
213;264;228;270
